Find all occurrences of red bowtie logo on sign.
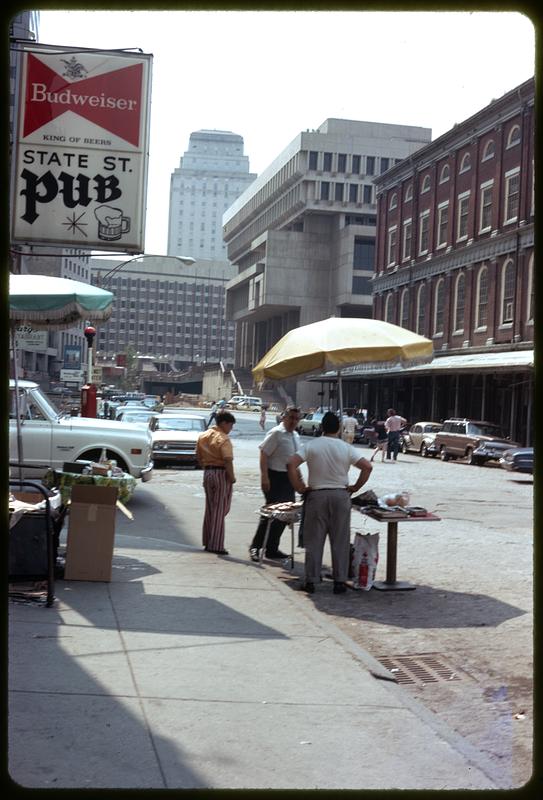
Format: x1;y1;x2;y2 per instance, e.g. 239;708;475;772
23;53;143;147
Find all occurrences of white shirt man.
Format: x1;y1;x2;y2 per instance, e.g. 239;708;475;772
385;408;407;461
249;406;302;561
288;411;372;594
342;411;357;444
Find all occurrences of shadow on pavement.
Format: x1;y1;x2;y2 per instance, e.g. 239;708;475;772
279;574;526;629
9;605;208;788
55;576;288;640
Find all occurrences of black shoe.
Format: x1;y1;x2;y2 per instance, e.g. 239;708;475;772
266;550;289;559
249;547;260;562
333;581;347;594
209;549;229;555
302;581;315;594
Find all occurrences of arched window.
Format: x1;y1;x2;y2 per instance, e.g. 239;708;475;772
476;266;488;329
527;255;534;323
454;273;465;332
389;192;398;210
482;139;495;161
400;288;410;329
416;284;426;335
501;259;515;323
385;293;394;324
439;164;450;183
434;279;445;335
459;152;471;173
404;183;413;202
506;124;521;148
421;174;431;193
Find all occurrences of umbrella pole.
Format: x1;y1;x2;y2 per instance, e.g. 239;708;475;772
338;370;343;419
10;322;24;482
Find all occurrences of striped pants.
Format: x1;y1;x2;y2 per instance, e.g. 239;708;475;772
202;469;233;551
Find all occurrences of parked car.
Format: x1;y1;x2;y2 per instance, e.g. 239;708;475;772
9;380;154;480
297;411;326;436
401;421;442;457
226;395;262;409
116;408;157;427
117;400;146;410
499;447;534;474
236;398;262;411
160;406;206;416
150;412;206;467
434;418;520;466
49;386;73;396
142;395;160;409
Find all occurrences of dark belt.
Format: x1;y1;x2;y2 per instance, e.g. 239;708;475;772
205;465;225;470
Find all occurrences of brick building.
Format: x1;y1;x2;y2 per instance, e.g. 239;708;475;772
333;78;534;445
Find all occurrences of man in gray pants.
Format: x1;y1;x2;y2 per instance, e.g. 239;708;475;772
287;411;372;594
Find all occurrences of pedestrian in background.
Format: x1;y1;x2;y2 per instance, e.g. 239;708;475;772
287;411;372;594
370;416;388;462
196;410;236;555
342;409;357;444
385;408;407;462
249;406;302;562
259;405;267;430
207;401;218;428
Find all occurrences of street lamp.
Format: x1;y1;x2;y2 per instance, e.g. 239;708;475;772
97;253;195;287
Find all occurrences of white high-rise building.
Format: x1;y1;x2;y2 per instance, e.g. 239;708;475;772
167;129;256;260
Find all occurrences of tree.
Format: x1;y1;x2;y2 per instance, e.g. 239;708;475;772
119;346;139;390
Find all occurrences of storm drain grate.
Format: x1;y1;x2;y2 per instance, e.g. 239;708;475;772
376;653;464;685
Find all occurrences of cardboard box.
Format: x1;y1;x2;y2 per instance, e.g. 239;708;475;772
10;488;62;510
64;484;118;581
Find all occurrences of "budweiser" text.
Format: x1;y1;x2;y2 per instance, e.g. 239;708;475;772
31;82;138;111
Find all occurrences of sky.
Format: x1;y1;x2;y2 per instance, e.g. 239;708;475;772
34;9;536;256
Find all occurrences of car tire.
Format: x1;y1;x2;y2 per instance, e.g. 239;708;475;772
421;442;428;458
401;440;408;454
440;446;450;462
465;446;478;465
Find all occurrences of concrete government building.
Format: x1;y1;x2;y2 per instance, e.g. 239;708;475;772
223;119;432;408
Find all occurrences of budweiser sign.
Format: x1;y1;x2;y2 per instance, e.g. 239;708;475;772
11;43;152;252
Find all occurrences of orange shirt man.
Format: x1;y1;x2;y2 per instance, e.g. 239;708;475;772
196;410;236;554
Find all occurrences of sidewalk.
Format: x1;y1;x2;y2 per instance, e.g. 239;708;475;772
8;533;507;790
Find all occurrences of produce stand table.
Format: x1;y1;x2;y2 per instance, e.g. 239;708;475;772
44;467;137;505
256;503;303;570
355;507;441;590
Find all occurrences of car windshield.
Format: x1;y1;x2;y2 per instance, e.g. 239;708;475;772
155;418;204;431
28;386;61;420
120;412;153;422
468;423;505;437
425;424;442;433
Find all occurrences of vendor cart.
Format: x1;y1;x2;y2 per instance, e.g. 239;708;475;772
256;502;304;570
9;478;61;607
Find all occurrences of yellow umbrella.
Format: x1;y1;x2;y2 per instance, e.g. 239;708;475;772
252;317;433;412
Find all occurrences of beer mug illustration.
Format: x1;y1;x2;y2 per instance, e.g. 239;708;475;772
95;205;131;241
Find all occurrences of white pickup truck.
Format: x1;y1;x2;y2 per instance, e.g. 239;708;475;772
9;380;153;480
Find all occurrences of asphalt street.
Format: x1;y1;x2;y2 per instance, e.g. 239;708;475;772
112;408;533;785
